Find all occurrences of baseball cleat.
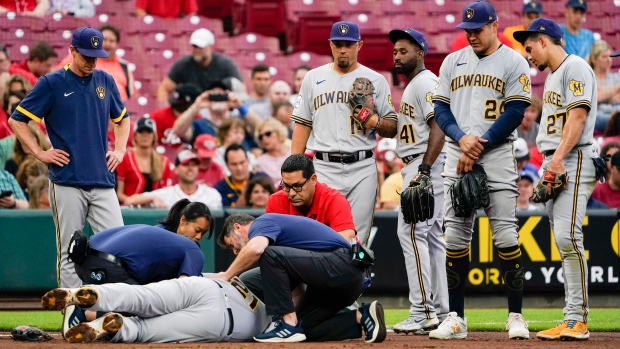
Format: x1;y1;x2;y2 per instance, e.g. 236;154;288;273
559;320;589;341
62;305;87;339
41;287;99;310
429;312;467;339
393;316;439;335
506;312;529;339
360;301;387;343
536;320;568;340
253;320;306;342
65;312;123;343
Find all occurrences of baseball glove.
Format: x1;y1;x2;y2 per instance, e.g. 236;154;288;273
348;77;376;128
531;169;568;203
11;325;52;342
449;164;490;217
400;173;434;224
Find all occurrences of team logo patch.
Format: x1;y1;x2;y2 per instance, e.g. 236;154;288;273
435;80;441;90
91;36;100;48
569;80;584;96
466;8;474;20
404;28;413;33
519;74;530;93
539;26;545;31
96;86;106;99
339;24;349;35
425;92;434;106
388;95;394;110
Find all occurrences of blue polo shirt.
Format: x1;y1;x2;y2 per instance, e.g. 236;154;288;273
248;213;351;251
11;65;127;188
90;224;204;285
214;171;270;206
560;25;595;59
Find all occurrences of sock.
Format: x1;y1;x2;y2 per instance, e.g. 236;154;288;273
446;247;470;318
498;245;525;314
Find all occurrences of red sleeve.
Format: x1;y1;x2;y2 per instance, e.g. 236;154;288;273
498;33;514;49
184;0;198;14
116;153;130;181
450;33;468;53
135;0;148;10
324;191;356;233
9;65;37;86
157;156;174;188
265;191;289;214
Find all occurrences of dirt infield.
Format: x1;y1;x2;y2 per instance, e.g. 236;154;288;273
2;331;619;349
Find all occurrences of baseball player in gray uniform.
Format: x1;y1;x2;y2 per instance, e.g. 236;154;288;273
428;1;531;340
388;28;449;335
514;18;597;341
42;277;271;343
291;20;398;245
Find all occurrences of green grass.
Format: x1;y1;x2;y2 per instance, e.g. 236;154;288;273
0;309;618;332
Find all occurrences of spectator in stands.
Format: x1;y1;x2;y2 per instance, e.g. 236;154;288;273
48;0;94;17
379;170;402;210
244;176;275;209
174;80;258;143
193;134;224;187
376;138;402;210
1;89;28;139
602;110;620;147
514;138;538;173
55;25;135;101
125;149;222;209
591;151;620;208
290;65;311;106
214;144;269;207
273;100;294;137
517;95;542;148
504;2;543;57
587;41;620;133
156;28;242;102
0;169;28;209
516;170;544;212
561;0;595;59
10;42;57;85
27;175;49;209
246;64;272;119
5;122;49;176
601;142;620;180
150;83;201;161
5;75;32;95
116;117;173;204
0;44;10;100
15;156;47;196
0;0;49;16
215;117;258;177
135;0;197;19
256;118;291;186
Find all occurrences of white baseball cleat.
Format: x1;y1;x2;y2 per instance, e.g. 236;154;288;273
506;312;530;339
41;287;99;310
428;312;467;339
393;316;439;335
65;312;124;343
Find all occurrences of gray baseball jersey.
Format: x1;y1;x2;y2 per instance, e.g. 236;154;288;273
434;44;530;249
538;54;597;324
393;69;448;325
291;63;397;244
87;277;271;343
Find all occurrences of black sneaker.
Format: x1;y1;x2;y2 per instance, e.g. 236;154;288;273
253;320;306;343
360;301;387;343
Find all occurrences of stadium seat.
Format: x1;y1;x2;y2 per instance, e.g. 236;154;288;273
290;15;341;56
244;0;286;36
285;0;339;19
93;0;134;17
378;0;420;16
286;51;333;70
231;32;281;53
336;0;378;15
168;16;226;38
341;14;389;34
196;0;234;19
44;14;90;32
357;33;393;71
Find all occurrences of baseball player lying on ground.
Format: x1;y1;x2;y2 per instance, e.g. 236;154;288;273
41;277;271;343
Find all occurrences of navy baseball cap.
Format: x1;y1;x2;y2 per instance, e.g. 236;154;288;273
135;117;156;133
329;21;361;42
513;18;563;45
566;0;587;11
523;1;543;14
71;26;108;58
456;1;497;30
389;28;429;56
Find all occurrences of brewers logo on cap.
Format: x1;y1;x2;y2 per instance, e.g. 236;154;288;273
339;24;349;35
91;36;100;48
405;28;413;33
96;86;106;99
540;26;545;30
466;8;474;19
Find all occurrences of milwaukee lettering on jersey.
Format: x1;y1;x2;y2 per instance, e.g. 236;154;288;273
399;101;416;119
543;90;563;108
450;74;506;95
313;90;349;111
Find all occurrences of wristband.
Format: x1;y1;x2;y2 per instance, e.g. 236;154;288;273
238;105;248;117
418;163;431;175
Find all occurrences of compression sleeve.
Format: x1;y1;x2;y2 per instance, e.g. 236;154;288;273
481;100;529;148
434;100;466;142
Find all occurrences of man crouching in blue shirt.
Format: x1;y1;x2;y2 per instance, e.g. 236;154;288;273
212;213;386;343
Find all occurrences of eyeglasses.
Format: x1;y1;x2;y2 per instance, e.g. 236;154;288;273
279;178;309;193
258;131;273;141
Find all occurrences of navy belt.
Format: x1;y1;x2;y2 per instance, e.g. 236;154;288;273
89;249;124;268
402;153;422;165
315;150;373;164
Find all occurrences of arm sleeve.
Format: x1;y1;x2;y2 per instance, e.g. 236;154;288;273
435;101;466;142
291;72;314;127
178;248;205;277
481;100;529;148
10;77;53;123
183;0;198;14
375;75;397;121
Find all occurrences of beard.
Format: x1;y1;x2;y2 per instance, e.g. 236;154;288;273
537;64;547;72
337;60;350;69
394;59;418;75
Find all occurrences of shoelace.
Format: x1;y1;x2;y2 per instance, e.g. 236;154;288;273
566;320;577;329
